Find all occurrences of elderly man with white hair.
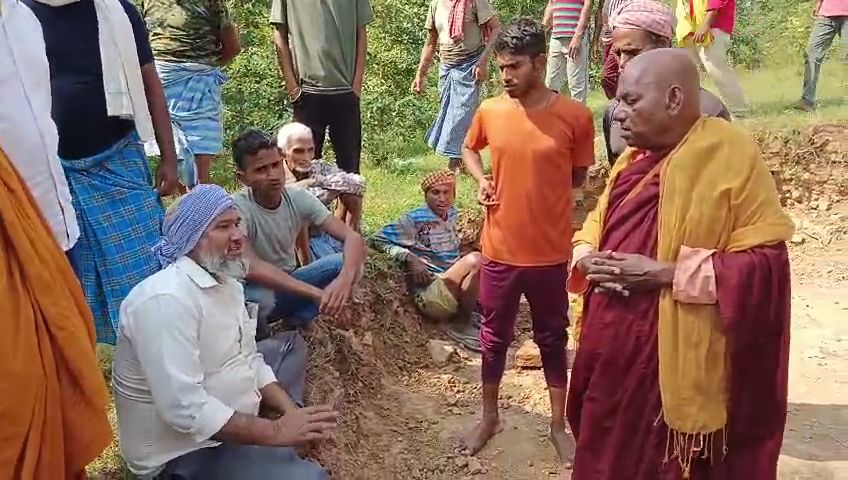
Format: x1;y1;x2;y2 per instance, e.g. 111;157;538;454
278;122;366;262
113;184;336;479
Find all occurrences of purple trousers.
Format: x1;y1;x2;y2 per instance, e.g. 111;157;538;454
479;257;570;388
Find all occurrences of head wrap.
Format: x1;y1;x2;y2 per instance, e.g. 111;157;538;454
611;0;675;41
421;170;457;193
153;184;236;267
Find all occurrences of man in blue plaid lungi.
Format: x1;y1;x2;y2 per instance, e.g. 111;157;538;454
26;0;180;344
141;0;242;185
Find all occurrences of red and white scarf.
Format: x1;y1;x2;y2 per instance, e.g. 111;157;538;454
448;0;470;41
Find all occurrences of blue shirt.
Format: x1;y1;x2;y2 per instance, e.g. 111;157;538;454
371;205;460;275
23;0;155;160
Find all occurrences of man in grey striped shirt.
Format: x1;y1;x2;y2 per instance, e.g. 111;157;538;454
543;0;594;103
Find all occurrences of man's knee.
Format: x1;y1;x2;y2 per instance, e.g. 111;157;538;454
296;253;344;287
463;251;483;273
532;320;567;351
479;320;514;353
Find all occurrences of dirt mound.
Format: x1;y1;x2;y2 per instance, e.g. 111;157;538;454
756;123;848;210
304;262;453;479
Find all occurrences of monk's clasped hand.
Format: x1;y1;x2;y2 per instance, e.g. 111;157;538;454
587;252;675;294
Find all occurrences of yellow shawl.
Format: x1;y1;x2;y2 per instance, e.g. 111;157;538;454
573;118;794;474
0;147;112;478
676;0;713;46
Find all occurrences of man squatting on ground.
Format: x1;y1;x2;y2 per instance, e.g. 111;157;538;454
372;170;484;352
114;185;338;479
230;129;366;338
278;122;366;263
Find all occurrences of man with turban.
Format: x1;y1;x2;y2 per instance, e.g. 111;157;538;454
113;184;337;479
567;49;793;479
372;170;483;351
601;0;731;164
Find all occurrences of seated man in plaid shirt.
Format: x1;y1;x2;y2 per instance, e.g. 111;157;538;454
371;170;482;351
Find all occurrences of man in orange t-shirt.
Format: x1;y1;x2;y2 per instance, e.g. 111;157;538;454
460;17;595;464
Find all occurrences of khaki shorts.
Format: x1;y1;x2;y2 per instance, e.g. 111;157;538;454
415;276;458;321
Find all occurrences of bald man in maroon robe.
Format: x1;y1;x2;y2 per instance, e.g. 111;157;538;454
566;49;793;479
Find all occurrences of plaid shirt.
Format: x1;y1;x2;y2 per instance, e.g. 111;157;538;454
285;159;365;206
371;205;460;274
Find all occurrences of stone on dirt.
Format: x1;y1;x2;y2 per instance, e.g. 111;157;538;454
467;456;484;475
514;340;543;369
427;340;456;366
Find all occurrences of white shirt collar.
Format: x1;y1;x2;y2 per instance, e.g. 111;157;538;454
174;256;221;290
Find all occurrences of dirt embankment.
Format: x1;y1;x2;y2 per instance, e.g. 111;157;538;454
304;123;848;479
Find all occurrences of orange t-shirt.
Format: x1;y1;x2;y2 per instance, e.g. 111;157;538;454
464;93;595;266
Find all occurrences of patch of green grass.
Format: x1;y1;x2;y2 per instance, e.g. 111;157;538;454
730;65;847;128
359;154;478;233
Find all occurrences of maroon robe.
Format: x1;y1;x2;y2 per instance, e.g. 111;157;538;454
567;151;790;479
601;42;620;100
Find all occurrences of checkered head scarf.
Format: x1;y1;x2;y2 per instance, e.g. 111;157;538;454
153;184;237;267
421;169;457;193
611;0;675;41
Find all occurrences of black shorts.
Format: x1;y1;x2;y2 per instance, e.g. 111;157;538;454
292;91;362;173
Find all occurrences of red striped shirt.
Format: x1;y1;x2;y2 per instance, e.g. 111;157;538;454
550;0;584;38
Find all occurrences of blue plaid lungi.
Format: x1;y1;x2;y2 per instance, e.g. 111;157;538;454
62;133;164;344
157;61;227;157
425;52;483;159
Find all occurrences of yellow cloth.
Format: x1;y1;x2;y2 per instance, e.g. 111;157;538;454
572;118;794;471
569;295;584;345
416;276;459;321
0;147;112;479
675;0;713;46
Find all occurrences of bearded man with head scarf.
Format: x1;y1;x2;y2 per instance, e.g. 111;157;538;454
112;185;336;479
601;0;731;164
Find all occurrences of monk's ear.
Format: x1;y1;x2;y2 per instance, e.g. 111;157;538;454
666;85;684;116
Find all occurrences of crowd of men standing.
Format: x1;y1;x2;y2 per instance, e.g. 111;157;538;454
0;0;843;478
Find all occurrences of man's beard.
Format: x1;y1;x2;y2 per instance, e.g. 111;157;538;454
198;251;250;280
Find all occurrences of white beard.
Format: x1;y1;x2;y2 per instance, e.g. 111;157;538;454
198;252;250;280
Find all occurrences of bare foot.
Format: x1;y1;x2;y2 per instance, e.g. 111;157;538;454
460;416;503;455
549;424;575;469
